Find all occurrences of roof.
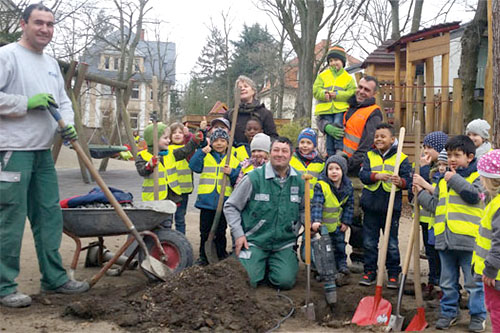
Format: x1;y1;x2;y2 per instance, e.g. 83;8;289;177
387;21;460;51
361;39;396;68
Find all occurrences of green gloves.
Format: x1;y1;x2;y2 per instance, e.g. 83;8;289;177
324;124;344;140
27;93;58;110
58;124;78;141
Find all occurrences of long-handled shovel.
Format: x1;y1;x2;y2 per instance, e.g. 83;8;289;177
151;111;160;201
387;123;420;331
406;121;428;331
48;105;170;281
352;127;406;327
205;92;240;264
301;174;315;320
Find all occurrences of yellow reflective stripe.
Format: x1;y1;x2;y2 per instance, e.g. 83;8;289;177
203;166;217;173
143;184;167;192
447;212;482;225
333;86;345;91
478;226;493;240
371;165;383;171
307;171;320;178
199;178;215;185
344;132;360;143
323;217;340;224
177;169;191;175
324;207;341;213
474;244;490;259
384;165;395;172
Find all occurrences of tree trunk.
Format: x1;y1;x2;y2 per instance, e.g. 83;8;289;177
459;0;488;125
493;0;500;147
389;0;400;40
410;0;424;33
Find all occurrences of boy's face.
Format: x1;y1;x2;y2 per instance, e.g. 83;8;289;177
423;145;439;162
327;162;343;183
447;149;474;170
437;161;448;174
245;120;262;142
328;57;343;70
171;128;184;145
374;128;394;153
298;138;315;155
212;138;228;153
467;132;484;148
158;131;170;150
251;149;268;164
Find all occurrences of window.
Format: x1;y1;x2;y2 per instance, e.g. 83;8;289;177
131;83;140;99
113;57;120;71
130;112;138;130
134;58;141;72
103;56;110;70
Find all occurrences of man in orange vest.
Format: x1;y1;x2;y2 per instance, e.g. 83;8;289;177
342;76;383;270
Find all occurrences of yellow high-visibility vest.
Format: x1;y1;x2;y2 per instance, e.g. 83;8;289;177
168;144;194;194
138;150;167;201
364;150;408;192
314;69;352;115
434;172;483;237
197;152;240;197
289;154;324;197
318;180;348;232
235;145;250;163
242;164;254;174
472;194;500;280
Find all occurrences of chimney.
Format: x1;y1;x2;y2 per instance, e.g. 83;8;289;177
140;29;145;41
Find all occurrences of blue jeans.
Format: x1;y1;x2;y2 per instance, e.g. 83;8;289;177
318;113;344;157
421;222;440;285
329;227;348;271
174;193;189;234
362;210;401;277
438;249;486;320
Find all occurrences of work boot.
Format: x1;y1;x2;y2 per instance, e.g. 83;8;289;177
0;291;31;308
468;315;486;333
435;316;457;330
44;280;90;294
324;283;337;305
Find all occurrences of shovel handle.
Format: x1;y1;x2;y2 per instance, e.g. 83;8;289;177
412;120;424;308
303;174;312;265
152;112;160;200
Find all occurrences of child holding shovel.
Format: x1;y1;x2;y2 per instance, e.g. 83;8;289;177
472;149;500;333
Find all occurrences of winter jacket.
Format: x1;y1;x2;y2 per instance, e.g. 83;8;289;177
313;67;356;115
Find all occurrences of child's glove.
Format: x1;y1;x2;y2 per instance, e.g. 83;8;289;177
27;93;58;110
324;124;344;139
58;124;78;141
145;156;158;171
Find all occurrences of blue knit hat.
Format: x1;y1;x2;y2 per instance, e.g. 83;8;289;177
210;128;229;143
297;128;317;147
423;131;448;153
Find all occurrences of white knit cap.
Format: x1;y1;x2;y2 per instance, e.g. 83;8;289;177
250;133;271;153
466;119;491;140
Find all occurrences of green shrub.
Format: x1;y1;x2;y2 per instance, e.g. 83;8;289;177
277;118;311;147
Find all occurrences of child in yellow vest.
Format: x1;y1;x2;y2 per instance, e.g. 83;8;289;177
235;132;270;186
135;120;206;233
189;128;241;265
234;117;263;163
415;135;486;331
473;149;500;333
466;118;493;160
313;45;356;156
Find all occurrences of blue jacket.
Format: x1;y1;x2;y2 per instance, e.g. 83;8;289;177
359;142;412;213
189;148;241;210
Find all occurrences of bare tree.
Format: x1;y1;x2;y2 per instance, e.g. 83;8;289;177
410;0;424;32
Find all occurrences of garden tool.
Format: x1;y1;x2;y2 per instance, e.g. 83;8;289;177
301;173;316;320
151;111;160;200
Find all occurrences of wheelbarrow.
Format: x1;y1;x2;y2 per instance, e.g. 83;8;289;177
62;200;194;287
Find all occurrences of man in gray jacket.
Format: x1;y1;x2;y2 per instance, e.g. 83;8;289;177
0;3;88;308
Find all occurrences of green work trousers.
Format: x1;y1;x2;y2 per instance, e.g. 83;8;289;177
0;150;68;296
239;245;298;290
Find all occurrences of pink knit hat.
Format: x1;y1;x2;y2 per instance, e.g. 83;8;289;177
478;149;500;179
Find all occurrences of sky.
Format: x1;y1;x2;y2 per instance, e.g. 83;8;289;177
149;0;478;87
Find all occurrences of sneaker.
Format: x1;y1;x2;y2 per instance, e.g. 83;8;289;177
435;316;457;330
387;276;399;289
468;315;486;332
44;280;90;294
338;266;351;275
0;291;31;308
359;272;376;286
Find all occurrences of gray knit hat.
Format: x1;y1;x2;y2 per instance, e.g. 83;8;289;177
466;119;491;140
210;128;229;143
438;149;448;163
324;155;347;178
250;133;270;153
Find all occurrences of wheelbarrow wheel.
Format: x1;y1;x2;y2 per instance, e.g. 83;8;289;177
139;229;194;281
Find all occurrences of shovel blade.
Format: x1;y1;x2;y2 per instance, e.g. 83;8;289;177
387;314;405;332
204;238;219;264
301;303;316;321
352;295;392;326
141;255;171;281
405;307;428;331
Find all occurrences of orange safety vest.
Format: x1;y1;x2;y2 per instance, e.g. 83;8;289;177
343;104;380;158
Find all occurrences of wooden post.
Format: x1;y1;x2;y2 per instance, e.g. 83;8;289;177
484;0;494;126
441;47;450;133
425;57;435;133
416;75;425;132
451;78;463;135
152;76;159;118
394;46;401;129
406;56;414;133
376;88;385;122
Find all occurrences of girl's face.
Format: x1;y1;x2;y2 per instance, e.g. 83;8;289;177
245;120;262;142
251;149;268;164
298;138;315;155
327;162;343;184
171;128;184;145
158;131;170;150
437;161;448;174
467;132;484;148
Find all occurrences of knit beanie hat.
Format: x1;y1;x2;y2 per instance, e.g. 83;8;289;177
210;128;229;143
250;133;271;153
297;128;317;147
144;122;167;148
466;119;490;140
327;45;346;67
324;155;347;178
438;149;448;163
478;149;500;179
423;131;448;153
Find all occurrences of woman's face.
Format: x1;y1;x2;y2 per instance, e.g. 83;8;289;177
238;80;255;103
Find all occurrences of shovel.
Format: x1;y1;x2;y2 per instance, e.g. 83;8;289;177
301;174;316;320
48;105;170;281
205;91;240;264
352;127;406;327
406;121;428;331
151;111;160;201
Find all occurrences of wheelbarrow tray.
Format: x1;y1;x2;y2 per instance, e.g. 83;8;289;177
62;201;177;237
